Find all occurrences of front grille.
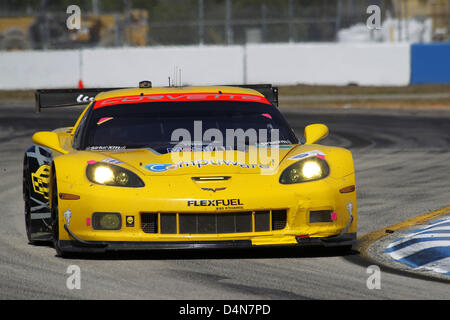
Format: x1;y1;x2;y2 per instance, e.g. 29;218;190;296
160;213;177;234
140;210;287;234
179;212;252;234
272;210;287;230
254;211;270;232
141;213;158;233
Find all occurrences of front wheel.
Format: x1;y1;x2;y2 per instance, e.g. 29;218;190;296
24;199;34;244
23;159;37;244
51;171;68;258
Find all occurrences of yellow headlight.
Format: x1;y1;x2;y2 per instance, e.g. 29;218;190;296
93;166;114;184
86;162;145;187
279;157;329;184
302;161;322;179
115;172;129;185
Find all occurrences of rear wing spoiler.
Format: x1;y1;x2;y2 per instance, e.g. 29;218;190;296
34;84;278;113
238;84;278;107
35;88;120;113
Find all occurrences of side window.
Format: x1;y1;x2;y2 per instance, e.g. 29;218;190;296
72;108;90;150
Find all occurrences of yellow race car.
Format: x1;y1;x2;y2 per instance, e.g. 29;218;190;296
23;82;357;257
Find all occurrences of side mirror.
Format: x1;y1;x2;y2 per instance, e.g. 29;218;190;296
32;131;68;155
304;124;329;144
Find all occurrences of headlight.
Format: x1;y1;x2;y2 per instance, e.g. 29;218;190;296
279;157;329;184
86;163;145;187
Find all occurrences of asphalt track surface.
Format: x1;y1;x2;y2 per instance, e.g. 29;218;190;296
0;101;449;299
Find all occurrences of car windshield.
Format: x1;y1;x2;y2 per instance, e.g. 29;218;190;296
80;101;297;153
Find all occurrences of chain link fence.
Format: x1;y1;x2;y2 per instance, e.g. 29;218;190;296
0;0;447;50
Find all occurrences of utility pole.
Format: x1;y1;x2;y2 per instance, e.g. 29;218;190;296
261;3;267;42
288;0;294;43
403;0;409;41
198;0;204;45
123;0;131;46
39;0;49;50
397;0;403;42
92;0;100;15
225;0;233;45
335;0;342;41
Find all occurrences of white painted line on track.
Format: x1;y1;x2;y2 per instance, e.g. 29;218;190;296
385;218;450;275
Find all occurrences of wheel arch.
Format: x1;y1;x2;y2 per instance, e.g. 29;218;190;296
23;144;53;242
23;144;53;206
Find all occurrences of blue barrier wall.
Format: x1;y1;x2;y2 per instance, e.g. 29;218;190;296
411;43;450;84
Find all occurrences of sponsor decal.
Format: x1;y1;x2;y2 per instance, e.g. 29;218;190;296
76;94;95;103
331;211;338;221
64;209;72;226
167;146;233;153
97;117;113;125
145;164;174;173
101;158;123;165
86;146;126;151
288;150;326;161
144;160;271;173
94;92;271;109
31;164;51;199
255;145;292;149
187;199;243;207
126;216;135;227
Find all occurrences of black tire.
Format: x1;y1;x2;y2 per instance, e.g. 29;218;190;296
23;157;53;244
51;170;67;257
23;159;36;244
24;196;35;244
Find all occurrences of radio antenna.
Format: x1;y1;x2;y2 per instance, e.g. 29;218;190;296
171;65;183;87
173;66;177;87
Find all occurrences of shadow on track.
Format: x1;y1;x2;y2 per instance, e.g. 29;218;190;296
35;242;358;261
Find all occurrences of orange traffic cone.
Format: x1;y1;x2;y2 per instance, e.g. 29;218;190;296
78;79;84;89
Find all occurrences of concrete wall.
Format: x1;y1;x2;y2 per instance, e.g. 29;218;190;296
245;43;411;86
0;50;80;90
81;46;245;88
0;42;429;90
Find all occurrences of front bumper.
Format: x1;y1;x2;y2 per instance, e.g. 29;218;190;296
59;225;356;253
56;173;357;248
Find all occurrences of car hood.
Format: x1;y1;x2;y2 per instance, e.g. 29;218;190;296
83;145;306;176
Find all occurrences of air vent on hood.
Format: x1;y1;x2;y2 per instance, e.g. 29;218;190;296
191;176;231;181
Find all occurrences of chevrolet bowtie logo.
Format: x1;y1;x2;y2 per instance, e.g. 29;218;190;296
201;187;227;192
